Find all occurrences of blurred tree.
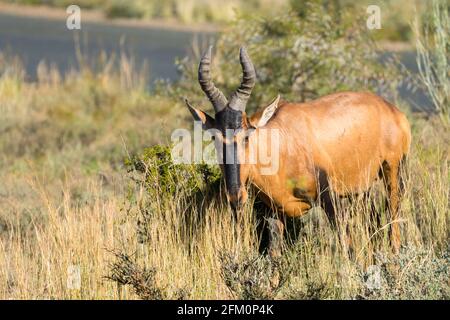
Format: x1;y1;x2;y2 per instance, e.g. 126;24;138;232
175;2;402;113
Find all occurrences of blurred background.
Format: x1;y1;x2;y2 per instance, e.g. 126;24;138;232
0;0;427;82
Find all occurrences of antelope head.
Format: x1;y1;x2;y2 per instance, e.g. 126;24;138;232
185;46;279;211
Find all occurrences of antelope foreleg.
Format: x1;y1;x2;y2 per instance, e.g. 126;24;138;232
266;217;285;258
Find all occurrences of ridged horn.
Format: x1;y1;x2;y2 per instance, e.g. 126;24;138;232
198;46;228;113
229;47;256;112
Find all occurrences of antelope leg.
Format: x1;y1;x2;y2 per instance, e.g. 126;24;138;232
266;217;285;258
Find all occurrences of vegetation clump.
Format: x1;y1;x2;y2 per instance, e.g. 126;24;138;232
126;144;221;199
107;251;190;300
358;247;450;300
219;251;291;300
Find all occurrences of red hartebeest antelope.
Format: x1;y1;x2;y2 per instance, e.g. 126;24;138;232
185;46;411;254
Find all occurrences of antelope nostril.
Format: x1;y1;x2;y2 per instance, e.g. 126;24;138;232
230;200;241;213
230;200;238;212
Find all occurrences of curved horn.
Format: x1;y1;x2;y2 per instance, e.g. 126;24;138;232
229;47;256;111
198;46;227;113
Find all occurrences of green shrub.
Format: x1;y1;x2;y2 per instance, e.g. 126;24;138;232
105;0;144;19
125;144;223;245
126;144;221;199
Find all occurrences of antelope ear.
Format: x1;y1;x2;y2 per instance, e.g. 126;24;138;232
184;99;215;130
249;94;280;128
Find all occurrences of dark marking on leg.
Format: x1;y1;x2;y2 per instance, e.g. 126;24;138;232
316;168;337;228
381;160;401;253
398;155;407;195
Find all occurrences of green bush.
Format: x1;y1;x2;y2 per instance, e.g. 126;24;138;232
124;144;223;246
105;0;144;19
126;144;221;199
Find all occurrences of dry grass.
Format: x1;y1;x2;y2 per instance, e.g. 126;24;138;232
1;154;447;300
0;177;131;299
0;50;448;299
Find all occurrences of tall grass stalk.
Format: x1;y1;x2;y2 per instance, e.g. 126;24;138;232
414;0;449;124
